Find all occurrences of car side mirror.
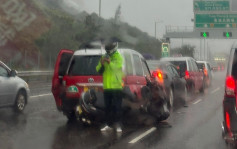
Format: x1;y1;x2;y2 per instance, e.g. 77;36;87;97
10;70;17;77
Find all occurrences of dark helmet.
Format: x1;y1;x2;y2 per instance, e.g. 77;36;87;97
103;37;120;55
105;42;118;55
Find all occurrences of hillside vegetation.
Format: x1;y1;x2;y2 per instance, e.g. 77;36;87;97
33;0;162;69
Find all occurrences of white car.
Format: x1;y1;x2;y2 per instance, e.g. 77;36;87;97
0;61;30;112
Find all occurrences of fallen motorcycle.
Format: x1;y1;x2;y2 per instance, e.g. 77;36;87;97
75;79;170;125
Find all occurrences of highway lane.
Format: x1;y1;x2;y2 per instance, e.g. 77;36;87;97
0;71;230;149
113;71;227;149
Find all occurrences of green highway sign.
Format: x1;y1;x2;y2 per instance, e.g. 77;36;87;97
161;43;169;58
195;14;237;28
162;52;169;57
194;1;230;11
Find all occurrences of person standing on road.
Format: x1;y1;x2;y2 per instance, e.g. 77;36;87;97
96;39;124;133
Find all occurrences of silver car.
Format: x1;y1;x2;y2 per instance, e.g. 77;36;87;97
0;61;30;112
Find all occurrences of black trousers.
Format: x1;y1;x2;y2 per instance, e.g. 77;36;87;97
104;89;123;126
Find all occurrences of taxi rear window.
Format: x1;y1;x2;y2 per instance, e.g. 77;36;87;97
68;56;101;76
169;61;187;73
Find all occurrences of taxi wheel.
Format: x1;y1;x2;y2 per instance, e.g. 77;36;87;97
65;111;76;122
14;91;26;113
199;81;205;93
182;86;188;102
168;89;174;109
188;83;195;96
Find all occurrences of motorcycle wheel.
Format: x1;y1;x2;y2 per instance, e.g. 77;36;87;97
168;89;174;109
156;102;170;122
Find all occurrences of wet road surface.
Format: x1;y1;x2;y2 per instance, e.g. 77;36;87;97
0;71;231;149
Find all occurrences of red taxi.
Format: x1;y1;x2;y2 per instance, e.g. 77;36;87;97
52;48;153;120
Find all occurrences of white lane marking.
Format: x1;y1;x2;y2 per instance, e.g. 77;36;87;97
210;87;220;94
193;99;202;104
129;127;156;144
30;93;52;98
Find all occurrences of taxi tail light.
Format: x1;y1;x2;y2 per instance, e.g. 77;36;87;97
225;76;235;97
204;68;208;76
185;70;190;79
225;112;231;132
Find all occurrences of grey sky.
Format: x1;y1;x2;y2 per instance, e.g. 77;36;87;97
67;0;194;38
65;0;236;59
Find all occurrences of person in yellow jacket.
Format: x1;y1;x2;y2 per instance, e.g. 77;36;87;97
96;40;124;133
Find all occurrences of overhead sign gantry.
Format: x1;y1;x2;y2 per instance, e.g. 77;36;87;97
164;0;237;39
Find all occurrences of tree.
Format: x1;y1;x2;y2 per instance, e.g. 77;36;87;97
114;4;121;24
171;44;195;58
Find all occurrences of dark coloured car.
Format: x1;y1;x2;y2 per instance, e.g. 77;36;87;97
222;45;237;145
161;57;205;94
147;60;187;108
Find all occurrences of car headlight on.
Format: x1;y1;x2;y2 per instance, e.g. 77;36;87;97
67;85;79;93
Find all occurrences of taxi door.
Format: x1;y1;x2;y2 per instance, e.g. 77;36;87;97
51;49;73;110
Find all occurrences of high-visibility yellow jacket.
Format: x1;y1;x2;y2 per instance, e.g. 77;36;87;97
96;50;124;90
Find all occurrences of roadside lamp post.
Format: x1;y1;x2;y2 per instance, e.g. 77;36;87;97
155;20;163;39
99;0;101;17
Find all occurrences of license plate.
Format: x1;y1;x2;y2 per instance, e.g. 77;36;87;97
77;106;82;115
84;86;98;92
84;86;88;92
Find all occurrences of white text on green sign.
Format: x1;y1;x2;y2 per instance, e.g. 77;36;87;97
195;13;237;28
194;1;230;11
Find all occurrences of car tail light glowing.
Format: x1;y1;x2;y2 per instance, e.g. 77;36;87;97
185;70;190;79
225;112;231;132
225;76;235;97
204;68;208;76
157;71;162;80
153;69;163;83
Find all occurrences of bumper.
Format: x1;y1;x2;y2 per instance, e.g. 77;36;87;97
222;122;237;144
223;96;237;144
26;88;30;103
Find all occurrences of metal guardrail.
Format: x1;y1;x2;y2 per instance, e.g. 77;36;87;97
17;71;53;83
18;71;53;77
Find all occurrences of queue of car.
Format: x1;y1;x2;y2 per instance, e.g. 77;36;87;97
160;57;205;94
0;47;213;120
